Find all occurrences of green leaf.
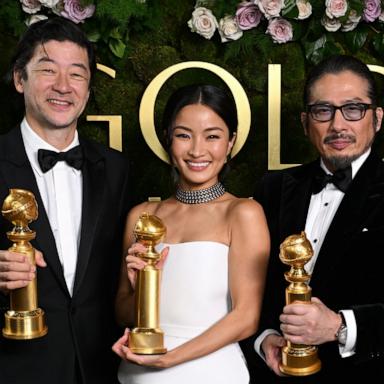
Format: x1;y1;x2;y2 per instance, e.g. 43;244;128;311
108;38;126;58
373;33;384;55
348;0;364;14
109;27;122;39
86;30;101;43
304;34;344;64
282;0;298;19
344;28;368;53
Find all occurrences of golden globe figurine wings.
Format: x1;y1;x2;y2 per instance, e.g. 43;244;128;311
279;231;321;376
128;213;167;354
1;189;48;339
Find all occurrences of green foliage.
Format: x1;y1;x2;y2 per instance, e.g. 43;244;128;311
2;0;384;202
187;0;384;65
0;2;25;36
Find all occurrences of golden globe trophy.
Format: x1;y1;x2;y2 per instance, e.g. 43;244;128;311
128;213;167;354
1;189;47;339
279;231;321;376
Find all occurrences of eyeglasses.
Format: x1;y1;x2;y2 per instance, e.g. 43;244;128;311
306;103;376;122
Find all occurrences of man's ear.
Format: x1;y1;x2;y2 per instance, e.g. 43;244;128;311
13;70;24;94
301;112;308;136
375;107;383;132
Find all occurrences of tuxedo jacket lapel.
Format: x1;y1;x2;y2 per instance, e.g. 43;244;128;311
279;162;317;239
0;128;68;293
311;153;384;286
72;138;105;296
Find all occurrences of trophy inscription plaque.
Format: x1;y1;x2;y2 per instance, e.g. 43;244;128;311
1;189;47;339
279;231;321;376
128;213;167;354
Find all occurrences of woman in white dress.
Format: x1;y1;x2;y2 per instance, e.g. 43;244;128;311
113;84;270;383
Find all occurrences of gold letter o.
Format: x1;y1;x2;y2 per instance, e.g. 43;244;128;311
139;61;251;163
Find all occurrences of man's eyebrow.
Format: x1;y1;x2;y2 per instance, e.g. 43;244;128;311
36;57;54;64
36;57;88;72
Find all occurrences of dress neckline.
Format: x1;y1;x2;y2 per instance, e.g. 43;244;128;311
161;240;229;249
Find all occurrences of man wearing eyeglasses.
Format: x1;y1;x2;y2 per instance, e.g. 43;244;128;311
252;55;384;382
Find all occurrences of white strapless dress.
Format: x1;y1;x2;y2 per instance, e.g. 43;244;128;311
118;241;249;384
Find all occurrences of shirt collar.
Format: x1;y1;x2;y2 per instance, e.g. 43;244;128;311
21;117;80;176
320;148;371;180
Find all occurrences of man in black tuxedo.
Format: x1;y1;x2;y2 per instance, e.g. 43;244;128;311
0;18;130;384
253;55;384;382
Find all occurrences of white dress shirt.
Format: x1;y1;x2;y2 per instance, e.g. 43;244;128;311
21;118;82;295
255;150;370;359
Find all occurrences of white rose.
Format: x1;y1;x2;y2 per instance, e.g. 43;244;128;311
20;0;41;14
325;0;348;19
25;13;48;26
218;15;243;42
321;15;341;31
296;0;312;20
380;11;384;22
255;0;285;20
51;1;65;16
347;9;362;23
188;7;219;40
342;9;361;31
39;0;61;8
341;20;359;32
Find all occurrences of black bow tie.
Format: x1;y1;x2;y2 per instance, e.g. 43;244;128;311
38;145;84;173
312;165;352;194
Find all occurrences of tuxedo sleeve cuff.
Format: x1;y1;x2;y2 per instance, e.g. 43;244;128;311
254;329;281;362
339;309;357;358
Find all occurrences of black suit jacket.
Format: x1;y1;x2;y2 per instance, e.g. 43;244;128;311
249;152;384;382
0;127;130;384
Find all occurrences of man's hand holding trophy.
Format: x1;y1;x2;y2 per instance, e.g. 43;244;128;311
1;189;47;340
278;231;321;376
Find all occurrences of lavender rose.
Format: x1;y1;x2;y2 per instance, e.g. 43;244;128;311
188;7;219;40
363;0;381;22
266;17;293;44
20;0;41;14
61;0;95;24
219;15;243;42
236;1;262;30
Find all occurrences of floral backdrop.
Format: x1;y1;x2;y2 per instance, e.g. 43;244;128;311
1;0;384;205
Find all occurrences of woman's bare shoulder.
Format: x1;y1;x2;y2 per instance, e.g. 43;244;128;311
127;201;163;221
227;196;265;223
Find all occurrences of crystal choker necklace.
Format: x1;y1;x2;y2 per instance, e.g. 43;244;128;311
175;182;226;204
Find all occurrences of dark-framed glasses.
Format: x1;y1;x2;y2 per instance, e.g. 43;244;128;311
307;103;376;122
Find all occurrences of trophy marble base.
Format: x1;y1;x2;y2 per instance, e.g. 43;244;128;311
280;345;321;376
2;308;48;340
129;328;167;355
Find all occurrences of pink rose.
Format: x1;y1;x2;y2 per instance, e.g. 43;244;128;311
61;0;95;24
363;0;381;22
188;7;219;40
266;17;293;44
256;0;285;20
236;2;262;31
325;0;348;19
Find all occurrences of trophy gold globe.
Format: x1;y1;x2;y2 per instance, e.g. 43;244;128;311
279;231;321;376
129;213;167;354
1;189;47;340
